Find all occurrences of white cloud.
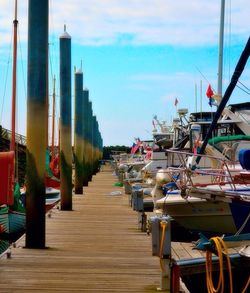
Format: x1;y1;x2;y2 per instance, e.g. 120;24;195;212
0;0;249;47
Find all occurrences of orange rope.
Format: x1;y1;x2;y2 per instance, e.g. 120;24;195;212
206;237;233;293
159;221;168;272
242;276;250;293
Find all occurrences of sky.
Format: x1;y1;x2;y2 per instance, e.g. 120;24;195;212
0;0;250;146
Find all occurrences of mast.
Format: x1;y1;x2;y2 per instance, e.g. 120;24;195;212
197;37;250;164
10;0;18;152
217;0;225;96
51;75;56;161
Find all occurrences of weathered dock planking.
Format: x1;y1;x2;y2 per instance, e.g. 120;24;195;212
0;166;161;292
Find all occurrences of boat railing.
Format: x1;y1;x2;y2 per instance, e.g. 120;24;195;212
164;149;239;190
1;126;26;146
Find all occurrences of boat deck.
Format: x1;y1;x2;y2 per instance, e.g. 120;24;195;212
0;165;242;292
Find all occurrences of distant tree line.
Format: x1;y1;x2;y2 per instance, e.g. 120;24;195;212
102;145;131;160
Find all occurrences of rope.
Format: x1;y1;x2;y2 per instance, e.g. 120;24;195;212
234;212;250;236
206;236;233;293
242;276;250;293
159;221;168;272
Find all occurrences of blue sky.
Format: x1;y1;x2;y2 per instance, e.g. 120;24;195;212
0;0;250;146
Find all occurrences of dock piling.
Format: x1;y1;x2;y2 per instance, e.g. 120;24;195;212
59;26;72;210
26;0;48;248
74;69;84;194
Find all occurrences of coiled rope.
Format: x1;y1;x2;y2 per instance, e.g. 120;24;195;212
206;236;233;293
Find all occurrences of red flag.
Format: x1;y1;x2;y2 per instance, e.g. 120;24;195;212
131;139;141;154
206;84;214;98
174;98;178;106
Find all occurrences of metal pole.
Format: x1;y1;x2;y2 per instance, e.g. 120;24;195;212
217;0;225;96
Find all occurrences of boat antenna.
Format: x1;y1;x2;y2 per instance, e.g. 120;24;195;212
195;83;197;112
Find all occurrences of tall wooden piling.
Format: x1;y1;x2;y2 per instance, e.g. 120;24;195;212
82;89;89;186
92;116;99;174
74;70;84;194
88;101;93;181
26;0;48;248
99;133;103;161
59;26;72;210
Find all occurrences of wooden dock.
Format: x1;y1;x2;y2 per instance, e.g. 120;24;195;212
1;165;244;292
0;166;161;292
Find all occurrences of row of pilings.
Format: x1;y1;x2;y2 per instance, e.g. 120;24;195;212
74;70;103;194
26;0;103;249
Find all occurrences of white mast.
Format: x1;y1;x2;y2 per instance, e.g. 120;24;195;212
217;0;225;97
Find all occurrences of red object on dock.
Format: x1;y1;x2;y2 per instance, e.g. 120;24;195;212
0;151;15;205
171;262;180;293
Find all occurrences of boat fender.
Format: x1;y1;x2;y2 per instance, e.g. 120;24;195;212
239;149;250;170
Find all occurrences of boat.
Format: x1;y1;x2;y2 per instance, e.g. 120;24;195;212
152;2;250;234
156;36;250;236
155;148;250;236
0;174;60;239
152;115;174;148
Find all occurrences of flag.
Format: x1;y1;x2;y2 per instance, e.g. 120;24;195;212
130;143;136;154
145;149;152;160
208;97;216;107
206;84;214;98
174;97;178;106
206;84;216;107
130;138;141;154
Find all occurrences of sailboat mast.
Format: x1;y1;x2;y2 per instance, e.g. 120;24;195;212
217;0;225;96
51;75;56;160
10;0;18;152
